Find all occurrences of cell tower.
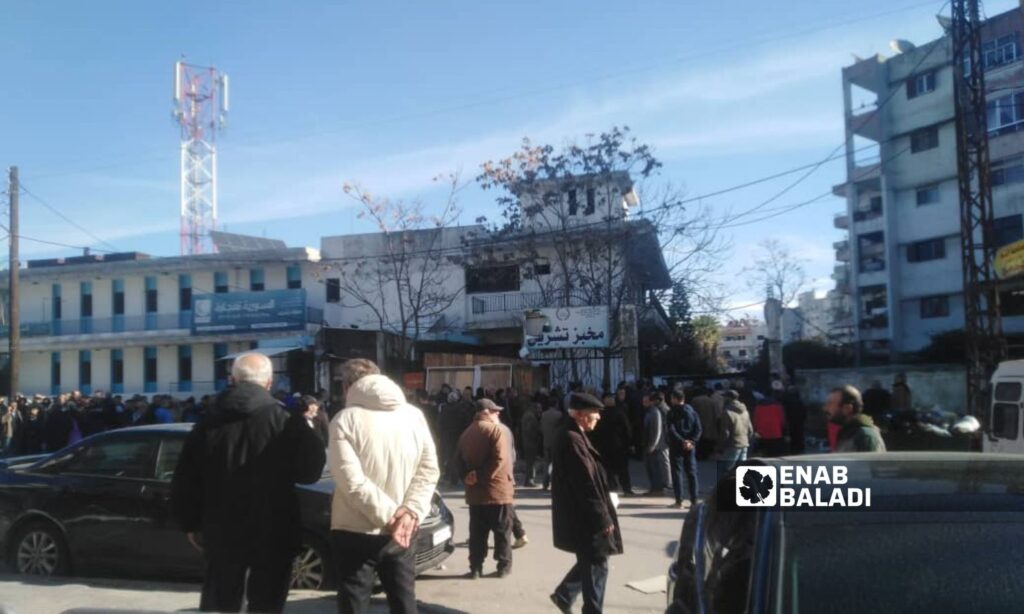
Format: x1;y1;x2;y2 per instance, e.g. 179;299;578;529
173;61;228;255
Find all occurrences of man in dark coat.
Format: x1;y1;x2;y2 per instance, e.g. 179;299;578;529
666;389;701;508
171;352;326;613
550;392;623;614
589;393;633;496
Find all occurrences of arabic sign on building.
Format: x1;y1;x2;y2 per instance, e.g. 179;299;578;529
995;239;1024;280
192;290;307;335
524;306;609;351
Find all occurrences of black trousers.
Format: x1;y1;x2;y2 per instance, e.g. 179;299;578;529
511;506;526;540
200;550;293;613
332;530;416;614
670;451;699;505
603;454;632;494
468;504;512;572
553;553;609;614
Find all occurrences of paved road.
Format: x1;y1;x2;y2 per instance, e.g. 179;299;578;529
0;461;719;613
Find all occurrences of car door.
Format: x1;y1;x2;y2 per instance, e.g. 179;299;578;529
37;433;156;573
135;433;204;577
987;379;1024;454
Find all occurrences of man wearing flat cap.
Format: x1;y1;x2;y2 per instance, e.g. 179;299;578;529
455;398;515;578
549;392;623;614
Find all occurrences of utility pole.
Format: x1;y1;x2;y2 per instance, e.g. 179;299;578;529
8;167;19;397
952;0;1003;418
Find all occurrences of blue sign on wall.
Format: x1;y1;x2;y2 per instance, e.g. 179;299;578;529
192;290;307;335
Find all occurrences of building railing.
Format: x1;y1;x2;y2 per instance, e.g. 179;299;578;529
469;290;598;316
0;307;324;339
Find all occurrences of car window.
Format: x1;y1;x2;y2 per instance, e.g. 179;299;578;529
994;382;1022;402
992;403;1020;440
61;438;157;479
155;437;184;482
701;476;756;614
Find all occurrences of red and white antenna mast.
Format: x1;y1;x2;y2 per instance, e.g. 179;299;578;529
173;60;228;255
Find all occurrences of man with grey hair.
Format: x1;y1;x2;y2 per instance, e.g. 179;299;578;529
172;352;326;613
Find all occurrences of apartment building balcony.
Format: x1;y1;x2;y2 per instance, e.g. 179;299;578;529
834;239;850;263
834;213;850;230
832;264;850;286
466;290;600;329
848;104;881;142
0;307;325;350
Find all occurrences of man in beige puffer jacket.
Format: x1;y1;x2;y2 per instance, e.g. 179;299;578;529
328;370;439;614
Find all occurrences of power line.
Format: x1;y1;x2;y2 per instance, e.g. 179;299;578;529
18;183;120;251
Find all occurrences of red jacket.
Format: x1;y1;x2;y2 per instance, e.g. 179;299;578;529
753;401;786;440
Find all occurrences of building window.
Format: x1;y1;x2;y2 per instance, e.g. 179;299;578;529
567;189;578;216
214;271;229;293
179;275;192;311
993;214;1024;248
178;346;192;392
214;343;229;391
860;284;888;329
79;350;91;395
853;195;883;221
52;284;62;320
465;265;520;294
250;269;265;292
585;188;596;215
907;238;946;263
80;282;93;318
111;349;124;393
287;265;302;289
920;296;950;319
915;185;941;206
51;352;60;395
144;347;158;393
992;156;1024;187
906;71;936;99
986;92;1024;135
145;277;158;313
326;278;341;303
723;350;732;357
112;279;125;315
910;126;939;153
857;231;886;273
982;33;1021;70
738;350;748;357
534;262;552;276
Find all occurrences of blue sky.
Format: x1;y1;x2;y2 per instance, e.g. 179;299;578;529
2;0;1019;318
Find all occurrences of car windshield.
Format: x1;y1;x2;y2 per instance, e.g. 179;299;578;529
778;517;1024;613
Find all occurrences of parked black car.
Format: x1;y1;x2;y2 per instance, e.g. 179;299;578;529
0;424;454;590
667;453;1024;614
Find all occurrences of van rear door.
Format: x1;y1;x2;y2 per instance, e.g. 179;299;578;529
985;379;1024;454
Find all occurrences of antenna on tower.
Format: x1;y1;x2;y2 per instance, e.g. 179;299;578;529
173;59;228;255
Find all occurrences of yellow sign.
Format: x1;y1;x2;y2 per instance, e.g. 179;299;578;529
995;239;1024;280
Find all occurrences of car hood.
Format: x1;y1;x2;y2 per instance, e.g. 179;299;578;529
0;453;49;471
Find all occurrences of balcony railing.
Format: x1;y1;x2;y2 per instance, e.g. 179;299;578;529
0;307;324;339
469;290;598;316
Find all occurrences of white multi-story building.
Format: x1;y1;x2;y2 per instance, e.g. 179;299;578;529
0;233;324;397
718;319;767;372
833;6;1024;357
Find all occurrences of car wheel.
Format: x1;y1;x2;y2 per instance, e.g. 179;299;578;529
291;538;332;591
12;520;70;577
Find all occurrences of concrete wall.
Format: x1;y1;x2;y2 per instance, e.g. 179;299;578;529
796;363;966;413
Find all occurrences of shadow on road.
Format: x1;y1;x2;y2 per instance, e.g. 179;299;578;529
285;594;470;613
0;572;198;594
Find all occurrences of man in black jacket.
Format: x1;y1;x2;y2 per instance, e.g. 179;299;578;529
550;392;623;614
171;352;326;613
666;389;702;509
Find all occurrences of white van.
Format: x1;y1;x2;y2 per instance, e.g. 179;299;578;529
984;360;1024;454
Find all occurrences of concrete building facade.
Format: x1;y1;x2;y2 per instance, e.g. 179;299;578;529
833;6;1024;357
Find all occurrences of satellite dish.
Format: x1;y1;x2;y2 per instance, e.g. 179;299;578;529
936;15;952;32
890;39;916;54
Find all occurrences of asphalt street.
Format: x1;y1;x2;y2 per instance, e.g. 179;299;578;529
0;460;720;614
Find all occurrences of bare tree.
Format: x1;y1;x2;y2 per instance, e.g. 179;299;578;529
477;126;730;388
745;238;807;307
332;175;468;370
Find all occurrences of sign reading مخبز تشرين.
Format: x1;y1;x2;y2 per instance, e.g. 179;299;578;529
524;305;610;351
995;239;1024;280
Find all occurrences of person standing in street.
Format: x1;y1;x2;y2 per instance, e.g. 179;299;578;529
540;401;564;491
327;359;440;614
549;392;623;614
781;384;807;455
666;389;701;509
825;385;887;453
496;410;530;549
297;394;329;446
456;399;515;578
171;352;326;614
1;401;23;456
718;390;753;471
688;385;718;461
519;401;543;488
752;382;787;457
589;393;633;496
642;392;670;495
